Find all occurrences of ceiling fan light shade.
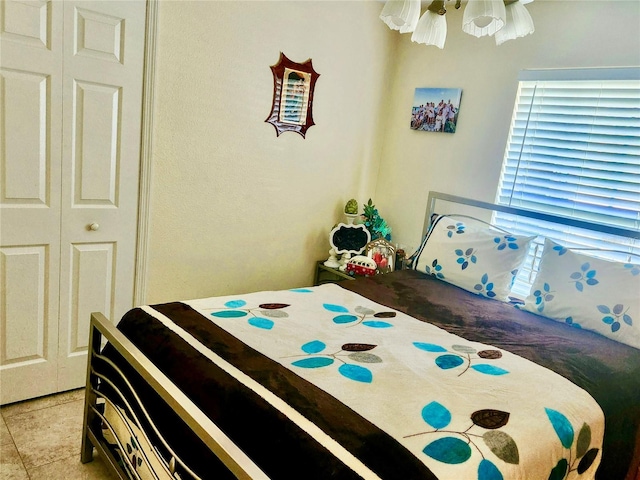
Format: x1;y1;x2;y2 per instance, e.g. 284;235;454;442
411;9;447;49
400;1;421;33
495;1;535;45
380;0;421;33
462;0;506;37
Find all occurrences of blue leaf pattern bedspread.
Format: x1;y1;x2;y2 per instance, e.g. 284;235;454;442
138;283;605;480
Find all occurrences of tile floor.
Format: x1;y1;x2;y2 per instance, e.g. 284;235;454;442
0;389;116;479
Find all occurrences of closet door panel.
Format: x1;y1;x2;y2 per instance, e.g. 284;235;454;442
0;246;58;401
66;242;114;355
71;80;121;206
0;0;62;404
57;0;145;391
1;70;49;204
0;0;52;50
1;246;47;362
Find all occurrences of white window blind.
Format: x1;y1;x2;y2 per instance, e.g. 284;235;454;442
493;68;640;296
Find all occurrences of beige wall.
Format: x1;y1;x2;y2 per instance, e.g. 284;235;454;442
145;1;394;302
374;0;640;252
144;0;640;303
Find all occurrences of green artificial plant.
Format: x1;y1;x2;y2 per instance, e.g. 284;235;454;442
362;199;391;241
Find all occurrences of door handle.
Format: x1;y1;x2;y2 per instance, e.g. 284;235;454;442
88;223;100;231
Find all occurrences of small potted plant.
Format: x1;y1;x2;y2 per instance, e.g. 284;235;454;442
344;198;359;224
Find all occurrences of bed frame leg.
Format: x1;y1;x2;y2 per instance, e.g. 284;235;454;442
81;430;93;463
81;315;102;463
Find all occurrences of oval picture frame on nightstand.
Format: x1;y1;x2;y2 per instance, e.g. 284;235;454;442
329;224;371;255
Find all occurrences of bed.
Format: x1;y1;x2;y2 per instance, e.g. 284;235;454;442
81;191;640;480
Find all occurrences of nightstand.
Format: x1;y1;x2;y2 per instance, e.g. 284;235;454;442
313;261;355;286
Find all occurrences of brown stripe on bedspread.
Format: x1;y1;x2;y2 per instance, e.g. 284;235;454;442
110;302;438;480
341;269;640;480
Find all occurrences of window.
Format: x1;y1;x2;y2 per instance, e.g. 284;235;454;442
493;68;640;296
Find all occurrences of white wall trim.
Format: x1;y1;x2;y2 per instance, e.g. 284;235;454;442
134;0;158;306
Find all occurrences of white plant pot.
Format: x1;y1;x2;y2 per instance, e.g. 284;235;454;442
344;213;359;225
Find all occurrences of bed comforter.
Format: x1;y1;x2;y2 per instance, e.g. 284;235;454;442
97;270;640;480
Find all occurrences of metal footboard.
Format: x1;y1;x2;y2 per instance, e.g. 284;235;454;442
81;311;269;480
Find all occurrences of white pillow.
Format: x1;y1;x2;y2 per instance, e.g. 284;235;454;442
413;215;535;301
521;238;640;350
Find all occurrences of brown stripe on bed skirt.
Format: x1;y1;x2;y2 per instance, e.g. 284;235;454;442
108;303;438;480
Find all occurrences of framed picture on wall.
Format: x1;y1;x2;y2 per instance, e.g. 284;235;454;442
265;52;320;138
410;88;462;133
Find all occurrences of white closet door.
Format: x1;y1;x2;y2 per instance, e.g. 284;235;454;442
0;0;146;403
56;0;146;392
0;0;64;403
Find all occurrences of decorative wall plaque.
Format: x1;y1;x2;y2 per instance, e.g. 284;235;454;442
265;52;320;138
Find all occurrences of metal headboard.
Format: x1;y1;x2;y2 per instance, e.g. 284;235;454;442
423;191;640;241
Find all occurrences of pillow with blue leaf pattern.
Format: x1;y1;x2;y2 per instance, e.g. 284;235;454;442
413;215;535;301
521;238;640;350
